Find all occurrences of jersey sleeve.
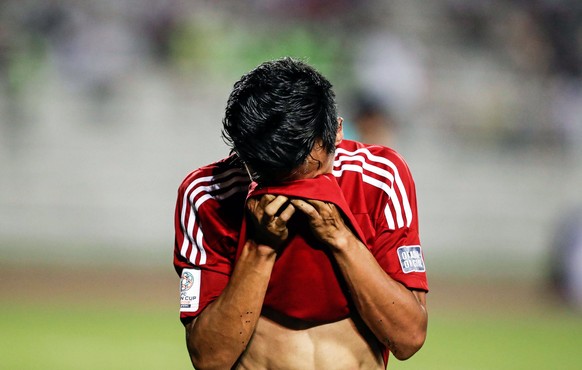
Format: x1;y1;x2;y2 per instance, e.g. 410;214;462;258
370;150;428;292
173;170;242;324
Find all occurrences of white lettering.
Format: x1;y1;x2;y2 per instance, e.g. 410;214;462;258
397;245;425;274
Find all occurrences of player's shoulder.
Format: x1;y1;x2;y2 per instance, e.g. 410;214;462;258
178;154;250;199
335;139;410;171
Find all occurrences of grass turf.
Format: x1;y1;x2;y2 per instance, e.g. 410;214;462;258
0;303;192;370
391;310;582;370
2;302;581;370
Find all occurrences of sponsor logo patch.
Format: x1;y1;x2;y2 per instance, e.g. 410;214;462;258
397;245;425;273
180;268;201;312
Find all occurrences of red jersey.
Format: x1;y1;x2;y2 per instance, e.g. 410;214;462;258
174;139;428;323
174;140;428;322
239;173;370;322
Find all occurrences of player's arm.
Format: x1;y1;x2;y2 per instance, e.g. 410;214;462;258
291;199;427;360
185;195;294;370
328;230;427;361
185;239;276;370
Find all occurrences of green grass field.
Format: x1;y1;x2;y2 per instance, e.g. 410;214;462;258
392;311;582;370
2;265;582;369
0;303;191;370
2;304;581;369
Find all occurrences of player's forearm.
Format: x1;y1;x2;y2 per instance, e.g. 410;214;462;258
331;236;428;360
186;240;276;370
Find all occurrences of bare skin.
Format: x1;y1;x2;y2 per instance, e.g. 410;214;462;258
236;314;384;370
185;125;427;369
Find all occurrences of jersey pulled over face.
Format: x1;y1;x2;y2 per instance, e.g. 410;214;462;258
238;172;367;322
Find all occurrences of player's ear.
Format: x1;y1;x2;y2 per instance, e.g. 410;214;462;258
335;117;344;145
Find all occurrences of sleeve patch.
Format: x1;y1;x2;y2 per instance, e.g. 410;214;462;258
397;246;425;273
180;268;201;312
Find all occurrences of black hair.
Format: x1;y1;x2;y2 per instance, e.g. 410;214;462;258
222;57;338;184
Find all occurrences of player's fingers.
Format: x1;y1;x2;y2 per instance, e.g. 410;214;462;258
304;199;326;209
306;199;338;216
290;199;318;218
264;195;289;217
248;194;274;214
258;194;276;208
277;203;296;223
247;197;266;222
246;197;258;212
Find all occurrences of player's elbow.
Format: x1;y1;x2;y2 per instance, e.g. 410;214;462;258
189;355;229;370
392;331;426;360
189;351;211;370
189;348;239;370
186;321;241;370
391;321;427;361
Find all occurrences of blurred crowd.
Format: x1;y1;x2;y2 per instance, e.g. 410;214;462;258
0;0;183;99
1;0;581;152
444;0;582;153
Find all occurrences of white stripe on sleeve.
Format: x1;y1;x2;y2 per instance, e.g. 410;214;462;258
180;169;247;265
335;147;413;228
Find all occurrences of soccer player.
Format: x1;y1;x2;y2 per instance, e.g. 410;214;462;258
174;58;428;369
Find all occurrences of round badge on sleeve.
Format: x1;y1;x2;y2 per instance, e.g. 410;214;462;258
180;268;201;312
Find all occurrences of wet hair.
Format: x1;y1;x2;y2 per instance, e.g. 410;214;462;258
222;57;338;184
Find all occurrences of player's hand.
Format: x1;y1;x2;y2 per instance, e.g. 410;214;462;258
290;199;354;250
246;194;296;251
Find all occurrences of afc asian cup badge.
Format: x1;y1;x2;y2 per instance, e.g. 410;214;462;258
181;271;194;292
